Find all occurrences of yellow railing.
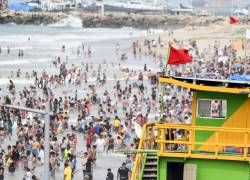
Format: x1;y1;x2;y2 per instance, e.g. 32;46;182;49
156;124;250;161
131;123;156;180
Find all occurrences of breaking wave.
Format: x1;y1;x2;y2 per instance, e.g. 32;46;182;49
48;16;82;28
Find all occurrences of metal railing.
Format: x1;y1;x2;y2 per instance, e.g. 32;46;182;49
131;123;156;180
0;104;51;180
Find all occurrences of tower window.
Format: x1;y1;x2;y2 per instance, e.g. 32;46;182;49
197;99;227;118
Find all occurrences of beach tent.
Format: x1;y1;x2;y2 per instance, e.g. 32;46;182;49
229;75;250;81
8;2;33;12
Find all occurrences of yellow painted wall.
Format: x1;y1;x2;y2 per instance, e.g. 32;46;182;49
200;98;250;151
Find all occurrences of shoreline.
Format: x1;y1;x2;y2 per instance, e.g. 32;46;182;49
0;11;245;29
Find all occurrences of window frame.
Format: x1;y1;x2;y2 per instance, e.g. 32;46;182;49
196;98;227;119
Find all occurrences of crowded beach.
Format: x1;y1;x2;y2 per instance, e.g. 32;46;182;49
0;21;249;180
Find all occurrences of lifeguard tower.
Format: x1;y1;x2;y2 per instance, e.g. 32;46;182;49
131;76;250;180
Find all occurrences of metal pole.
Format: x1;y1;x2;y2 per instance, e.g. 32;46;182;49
0;104;51;180
101;0;104;19
231;0;234;16
44;111;50;180
0;104;48;114
244;39;248;75
165;0;168;15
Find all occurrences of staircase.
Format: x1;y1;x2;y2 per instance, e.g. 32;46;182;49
142;154;158;180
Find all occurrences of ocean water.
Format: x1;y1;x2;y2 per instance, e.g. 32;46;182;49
0;18;161;71
0;18;163;179
0;20;162;95
0;17;163;101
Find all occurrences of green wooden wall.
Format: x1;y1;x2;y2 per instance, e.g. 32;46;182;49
195;91;248;148
158;157;250;180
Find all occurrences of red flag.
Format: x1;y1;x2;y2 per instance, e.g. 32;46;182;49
167;45;192;65
229;16;240;24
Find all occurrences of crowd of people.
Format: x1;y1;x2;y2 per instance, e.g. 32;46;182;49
0;40;164;180
133;34;250;79
0;27;248;180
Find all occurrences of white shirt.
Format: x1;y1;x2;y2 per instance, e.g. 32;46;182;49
95;138;105;153
38;149;44;163
25;171;32;180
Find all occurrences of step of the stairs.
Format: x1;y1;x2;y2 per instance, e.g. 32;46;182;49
143;174;157;178
147;156;158;160
146;160;157;163
145;162;158;166
142;178;157;180
142;155;158;180
144;168;157;172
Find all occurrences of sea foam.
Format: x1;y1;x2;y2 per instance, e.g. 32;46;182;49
48;16;82;28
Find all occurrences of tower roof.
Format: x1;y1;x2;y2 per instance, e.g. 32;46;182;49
159;76;250;94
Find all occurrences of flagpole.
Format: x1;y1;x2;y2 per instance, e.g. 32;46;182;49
230;0;233;77
164;43;171;76
231;0;234;16
159;93;164;122
243;38;247;75
160;43;171;122
229;28;233;77
229;51;233;77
